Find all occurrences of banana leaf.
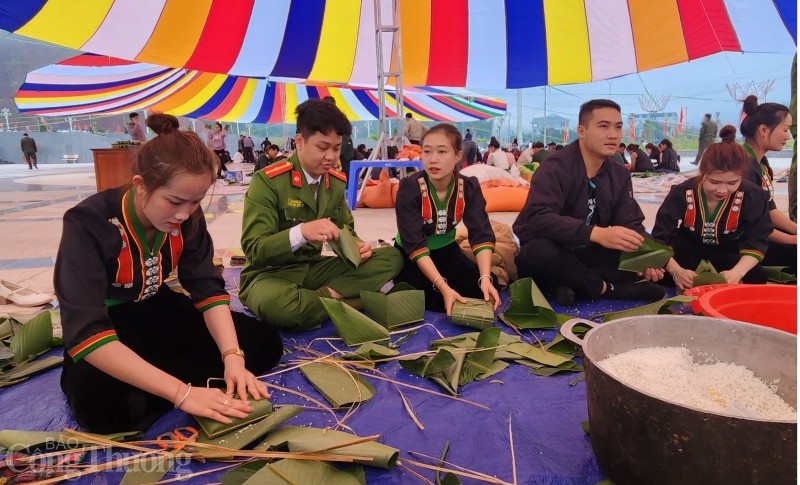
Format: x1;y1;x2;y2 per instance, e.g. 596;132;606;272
0;318;13;340
9;311;53;363
0;430;141;453
693;259;727;286
243;459;365;485
299;362;376;409
0;341;13;360
361;283;425;329
450;298;496;329
198;405;303;449
474;360;510;381
0;355;62;386
319;298;390;347
458;327;501;386
328;226;362;270
544;334;578;356
120;456;173;485
436;441;462;485
529;361;584;377
221;460;268;485
399;348;456;377
503;342;574;367
342;342;399;361
618;239;674;273
763;266;797;284
498;278;556;329
256;426;398;469
595;295;695;322
194;398;274;439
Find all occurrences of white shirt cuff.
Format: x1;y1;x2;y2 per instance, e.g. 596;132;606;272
289;224;307;252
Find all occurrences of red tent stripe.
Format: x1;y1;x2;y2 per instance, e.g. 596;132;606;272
57;54;138;67
400;96;443;120
202;77;249;120
365;90;396;117
427;0;468;86
431;95;486;118
677;0;740;59
268;83;285;123
184;0;255;73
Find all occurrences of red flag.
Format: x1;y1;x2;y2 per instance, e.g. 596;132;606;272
629;117;636;141
677;106;685;134
663;117;669;137
563;126;568;143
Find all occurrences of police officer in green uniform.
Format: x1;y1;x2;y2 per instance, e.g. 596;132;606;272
240;99;403;330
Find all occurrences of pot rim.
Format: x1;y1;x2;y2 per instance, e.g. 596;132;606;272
563;315;798;424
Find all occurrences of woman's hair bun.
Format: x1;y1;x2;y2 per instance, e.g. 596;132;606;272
719;124;737;142
145;113;180;135
742;95;759;117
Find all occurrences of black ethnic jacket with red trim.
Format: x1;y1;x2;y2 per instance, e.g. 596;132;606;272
651;177;772;262
395;170;495;262
55;187;228;362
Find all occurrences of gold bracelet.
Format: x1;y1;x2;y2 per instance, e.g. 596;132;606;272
222;347;245;362
174;383;192;409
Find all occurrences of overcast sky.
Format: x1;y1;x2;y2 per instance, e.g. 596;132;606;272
484;51;795;139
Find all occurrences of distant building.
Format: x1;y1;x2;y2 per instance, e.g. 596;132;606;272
530;114;569;139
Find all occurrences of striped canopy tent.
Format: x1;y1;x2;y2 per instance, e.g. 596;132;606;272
0;0;795;90
14;54;506;123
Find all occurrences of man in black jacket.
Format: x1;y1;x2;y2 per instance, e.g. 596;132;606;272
513;99;665;306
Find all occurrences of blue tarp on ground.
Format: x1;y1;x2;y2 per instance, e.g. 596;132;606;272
0;270;678;484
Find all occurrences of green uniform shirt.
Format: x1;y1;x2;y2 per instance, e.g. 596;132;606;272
240;154;354;292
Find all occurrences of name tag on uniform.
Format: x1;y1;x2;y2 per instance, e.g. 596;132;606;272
287;198;303;208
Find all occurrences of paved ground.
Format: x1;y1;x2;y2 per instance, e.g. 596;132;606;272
0;159;791;315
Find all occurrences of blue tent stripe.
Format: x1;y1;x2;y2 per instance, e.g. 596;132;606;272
18;69;175;93
270;0;325;79
352;90;380;118
251;82;277;123
773;0;797;42
0;1;47;31
182;76;239;119
505;0;547;88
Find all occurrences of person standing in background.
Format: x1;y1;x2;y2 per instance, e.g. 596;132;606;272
404;113;427;146
691;113;717;165
20;133;37;169
207;122;229;179
242;136;256;163
461;130;478;167
127;112;146;143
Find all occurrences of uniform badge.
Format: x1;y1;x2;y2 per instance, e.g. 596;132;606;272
291;171;302;188
288;198;303;208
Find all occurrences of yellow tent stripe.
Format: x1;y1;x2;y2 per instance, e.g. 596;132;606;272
308;0;361;83
135;0;213;67
398;0;431;86
167;74;228;115
219;78;258;122
328;88;360;121
284;84;299;123
544;0;592;85
16;0;114;50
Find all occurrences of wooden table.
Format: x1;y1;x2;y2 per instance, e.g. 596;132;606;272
91;147;138;191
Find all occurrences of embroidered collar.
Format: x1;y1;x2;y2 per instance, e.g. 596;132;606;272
122;188;167;300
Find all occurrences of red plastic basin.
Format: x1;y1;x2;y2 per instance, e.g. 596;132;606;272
683;284;734;313
698;284;797;334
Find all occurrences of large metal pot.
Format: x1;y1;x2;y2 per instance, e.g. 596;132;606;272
561;315;796;485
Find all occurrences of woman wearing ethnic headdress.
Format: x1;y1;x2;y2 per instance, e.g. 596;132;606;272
739;95;796;274
652;126;772;290
56;113;283;433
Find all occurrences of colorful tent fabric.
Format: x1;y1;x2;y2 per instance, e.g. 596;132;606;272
14;55;507;123
0;0;795;89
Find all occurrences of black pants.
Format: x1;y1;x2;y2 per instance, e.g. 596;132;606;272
516;239;638;300
762;239;797;275
394;242;496;313
61;287;283;433
660;236;767;285
213;150;229;178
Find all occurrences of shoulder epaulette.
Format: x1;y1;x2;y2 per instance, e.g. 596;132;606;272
328;168;347;183
262;161;293;178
